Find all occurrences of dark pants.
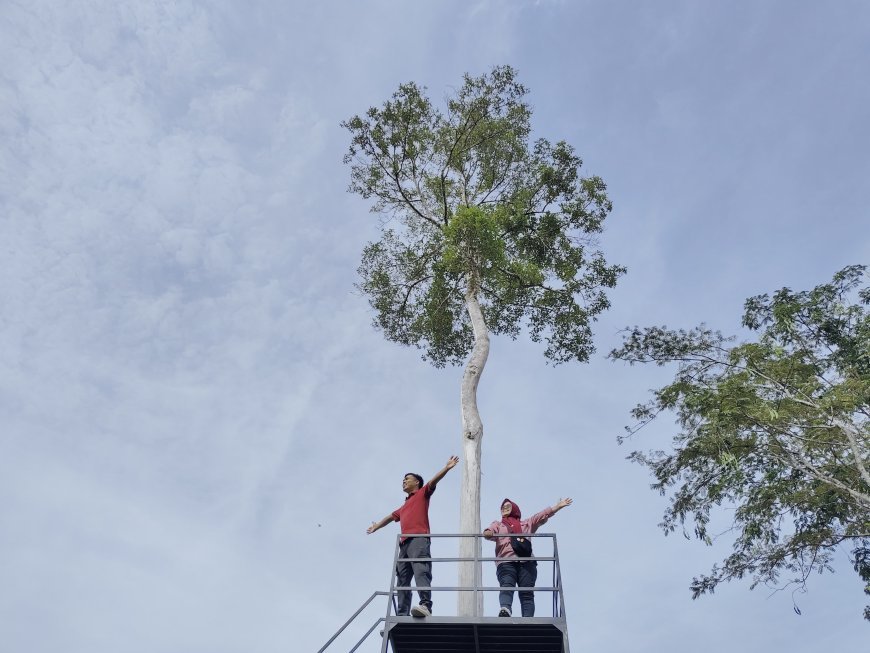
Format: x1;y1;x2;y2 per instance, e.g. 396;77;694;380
497;560;538;617
395;537;432;615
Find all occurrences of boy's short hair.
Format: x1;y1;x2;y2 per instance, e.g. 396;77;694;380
405;473;424;489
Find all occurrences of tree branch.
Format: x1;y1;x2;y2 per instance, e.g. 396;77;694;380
363;130;442;230
398;275;434;315
834;417;870;489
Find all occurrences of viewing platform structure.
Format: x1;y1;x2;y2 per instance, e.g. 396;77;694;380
318;533;571;653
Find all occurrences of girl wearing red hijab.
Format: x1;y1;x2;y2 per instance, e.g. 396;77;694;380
483;497;573;617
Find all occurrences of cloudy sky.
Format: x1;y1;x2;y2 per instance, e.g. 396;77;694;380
2;1;868;652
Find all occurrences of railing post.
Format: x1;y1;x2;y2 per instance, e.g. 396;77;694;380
553;535;566;619
472;533;479;617
551;534;557;618
381;535;402;653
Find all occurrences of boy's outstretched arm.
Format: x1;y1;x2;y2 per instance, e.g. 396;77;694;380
427;455;459;490
367;514;396;534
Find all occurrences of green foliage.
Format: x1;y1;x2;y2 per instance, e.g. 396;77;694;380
610;265;870;619
343;66;625;367
442;206;507;275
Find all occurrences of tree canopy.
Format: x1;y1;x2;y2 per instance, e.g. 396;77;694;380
343;65;625;367
610;265;870;619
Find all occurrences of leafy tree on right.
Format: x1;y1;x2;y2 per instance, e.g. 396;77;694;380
610;265;870;620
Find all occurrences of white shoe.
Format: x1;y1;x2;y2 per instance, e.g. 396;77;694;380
410;604;431;618
498;606;512;617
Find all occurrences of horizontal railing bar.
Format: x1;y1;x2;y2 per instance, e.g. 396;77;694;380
398;557;556;563
393;586;558;592
396;533;556;538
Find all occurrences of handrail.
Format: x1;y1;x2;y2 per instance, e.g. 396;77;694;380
392;533;555;537
317;591;390;653
387;533;564;619
320;533;567;653
347;618;384;653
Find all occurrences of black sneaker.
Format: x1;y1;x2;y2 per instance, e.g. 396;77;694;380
498;606;511;617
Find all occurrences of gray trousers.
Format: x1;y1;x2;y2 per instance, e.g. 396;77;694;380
395;536;432;615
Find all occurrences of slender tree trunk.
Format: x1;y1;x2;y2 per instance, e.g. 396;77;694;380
457;281;489;617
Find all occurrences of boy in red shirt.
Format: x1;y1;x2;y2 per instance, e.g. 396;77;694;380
367;455;459;617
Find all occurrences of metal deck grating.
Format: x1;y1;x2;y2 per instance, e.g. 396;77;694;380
386;617;567;653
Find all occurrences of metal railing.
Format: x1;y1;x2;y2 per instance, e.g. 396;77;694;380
317;532;567;653
316;591;391;653
386;533;566;620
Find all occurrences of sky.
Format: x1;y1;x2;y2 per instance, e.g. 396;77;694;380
1;1;869;652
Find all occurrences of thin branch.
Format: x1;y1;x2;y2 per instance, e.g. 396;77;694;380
494;265;559;293
834;417;870;489
777;443;870;509
363;131;442;230
623;349;824;410
398;275;433;314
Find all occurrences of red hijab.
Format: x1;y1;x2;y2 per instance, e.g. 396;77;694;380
501;498;522;534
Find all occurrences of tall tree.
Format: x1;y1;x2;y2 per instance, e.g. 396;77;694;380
610;265;870;620
343;65;624;615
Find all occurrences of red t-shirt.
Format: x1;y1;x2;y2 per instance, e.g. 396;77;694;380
392;483;435;541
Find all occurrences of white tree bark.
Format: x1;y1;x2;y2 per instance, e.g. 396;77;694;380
457;281;489;617
833;417;870;490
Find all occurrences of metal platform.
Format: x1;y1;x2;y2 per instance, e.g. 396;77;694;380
386;616;567;653
317;533;570;653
